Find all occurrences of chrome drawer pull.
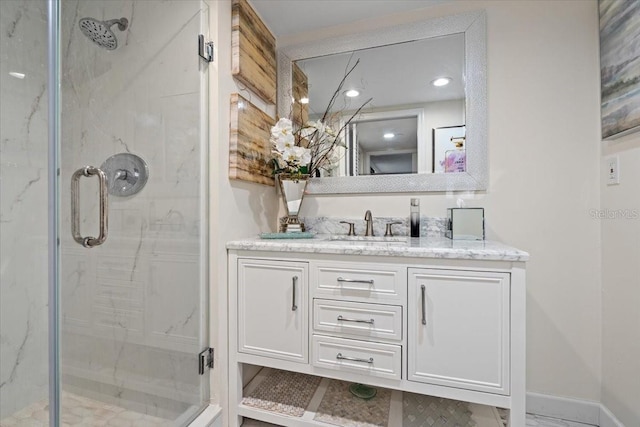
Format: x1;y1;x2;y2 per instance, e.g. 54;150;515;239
336;353;374;364
337;315;374;325
336;277;374;285
421;284;427;325
292;276;298;311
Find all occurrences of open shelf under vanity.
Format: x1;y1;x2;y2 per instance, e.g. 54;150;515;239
238;367;507;427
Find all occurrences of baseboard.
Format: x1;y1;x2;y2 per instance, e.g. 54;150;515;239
527;393;628;427
599;404;625;427
527;392;600;425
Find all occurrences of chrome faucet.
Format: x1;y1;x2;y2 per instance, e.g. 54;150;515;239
364;210;374;236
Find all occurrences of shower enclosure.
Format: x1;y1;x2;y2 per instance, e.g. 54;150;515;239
0;0;211;425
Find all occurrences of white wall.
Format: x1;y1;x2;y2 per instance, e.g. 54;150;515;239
281;0;604;402
601;135;640;426
206;0;279;423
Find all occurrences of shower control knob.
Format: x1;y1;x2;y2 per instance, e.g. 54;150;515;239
101;153;148;197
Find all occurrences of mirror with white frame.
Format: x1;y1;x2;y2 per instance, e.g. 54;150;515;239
278;10;486;194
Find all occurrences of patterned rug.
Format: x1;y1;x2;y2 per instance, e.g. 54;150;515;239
314;380;391;427
242;369;322;417
403;392;476;427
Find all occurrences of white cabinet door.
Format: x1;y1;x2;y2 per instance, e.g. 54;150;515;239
237;259;308;363
408;269;510;395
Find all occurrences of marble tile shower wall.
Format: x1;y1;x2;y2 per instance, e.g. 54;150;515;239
58;0;206;419
0;0;50;418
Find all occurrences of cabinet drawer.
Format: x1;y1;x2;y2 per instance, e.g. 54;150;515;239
313;299;402;342
313;262;406;303
312;335;401;380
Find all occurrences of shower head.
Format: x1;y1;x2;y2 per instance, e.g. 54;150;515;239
78;17;128;50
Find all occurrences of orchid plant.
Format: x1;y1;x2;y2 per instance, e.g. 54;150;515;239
270;60;372;179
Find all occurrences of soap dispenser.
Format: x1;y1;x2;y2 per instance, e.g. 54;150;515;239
410;198;420;237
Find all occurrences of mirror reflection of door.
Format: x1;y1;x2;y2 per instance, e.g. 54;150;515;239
346;117;418;176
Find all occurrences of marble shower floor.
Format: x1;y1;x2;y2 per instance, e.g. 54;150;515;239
0;392;172;427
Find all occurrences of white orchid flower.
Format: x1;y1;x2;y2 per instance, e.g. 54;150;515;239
274;132;295;153
271;118;293;138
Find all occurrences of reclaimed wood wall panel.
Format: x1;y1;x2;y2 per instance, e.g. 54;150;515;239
232;0;277;105
292;62;309;126
229;93;275;186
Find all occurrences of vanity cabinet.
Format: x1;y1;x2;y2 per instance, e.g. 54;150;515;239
237;258;308;363
228;246;526;427
407;268;510;395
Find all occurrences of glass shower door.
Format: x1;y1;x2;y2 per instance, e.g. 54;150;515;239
0;0;50;424
58;0;209;425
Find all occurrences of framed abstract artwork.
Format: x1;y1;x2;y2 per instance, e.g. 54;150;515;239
599;0;640;139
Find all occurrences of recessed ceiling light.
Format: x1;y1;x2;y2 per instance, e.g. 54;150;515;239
9;72;25;79
432;77;451;87
345;89;360;98
384;133;395;139
300;97;309;104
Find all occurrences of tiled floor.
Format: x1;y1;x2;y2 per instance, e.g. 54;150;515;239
526;414;597;427
1;395;597;427
240;414;597;427
0;392;172;427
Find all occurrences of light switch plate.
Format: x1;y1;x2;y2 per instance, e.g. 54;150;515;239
607;156;620;185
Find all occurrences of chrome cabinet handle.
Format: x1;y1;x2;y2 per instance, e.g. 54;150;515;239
292;276;298;311
421;284;427;325
337;277;374;285
336;353;374;364
71;166;108;248
337;315;374;324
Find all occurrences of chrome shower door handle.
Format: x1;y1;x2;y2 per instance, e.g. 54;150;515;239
71;166;108;248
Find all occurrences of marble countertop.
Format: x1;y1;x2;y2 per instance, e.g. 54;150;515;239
227;234;529;262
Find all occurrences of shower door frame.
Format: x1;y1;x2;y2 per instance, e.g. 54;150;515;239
47;1;61;425
46;1;211;425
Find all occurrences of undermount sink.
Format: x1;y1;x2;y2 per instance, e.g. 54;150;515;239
328;235;408;243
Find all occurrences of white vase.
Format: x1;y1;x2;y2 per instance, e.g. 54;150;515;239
277;173;309;232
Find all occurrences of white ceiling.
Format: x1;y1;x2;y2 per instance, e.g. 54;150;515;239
356;117;418;152
249;0;449;37
297;33;465;114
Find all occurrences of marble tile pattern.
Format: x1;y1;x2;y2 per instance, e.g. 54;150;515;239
0;391;171;427
227;234;529;262
302;216;449;239
0;0;50;418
